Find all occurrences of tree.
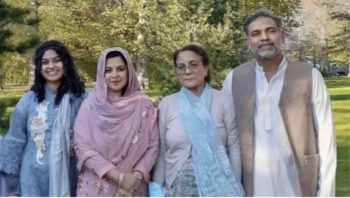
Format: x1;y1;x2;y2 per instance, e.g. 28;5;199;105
33;0;301;93
38;0;142;81
286;0;347;75
325;0;350;76
0;0;39;53
0;0;39;89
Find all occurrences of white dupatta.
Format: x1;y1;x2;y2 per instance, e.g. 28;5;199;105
49;94;71;196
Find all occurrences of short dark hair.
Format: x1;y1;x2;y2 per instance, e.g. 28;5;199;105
243;9;282;36
31;40;85;105
173;44;211;83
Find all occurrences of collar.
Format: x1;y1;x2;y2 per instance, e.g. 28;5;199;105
255;56;287;74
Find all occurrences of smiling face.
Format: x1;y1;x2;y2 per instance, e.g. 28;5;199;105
104;56;128;97
40;49;64;89
175;50;208;96
246;16;284;61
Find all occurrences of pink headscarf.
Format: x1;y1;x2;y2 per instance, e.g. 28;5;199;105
95;47;141;102
74;47;158;176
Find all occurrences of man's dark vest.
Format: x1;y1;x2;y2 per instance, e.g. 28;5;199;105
232;60;318;196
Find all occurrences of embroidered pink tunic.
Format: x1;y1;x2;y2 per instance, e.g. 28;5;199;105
74;48;159;196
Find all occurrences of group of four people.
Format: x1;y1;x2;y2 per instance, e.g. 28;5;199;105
0;10;336;197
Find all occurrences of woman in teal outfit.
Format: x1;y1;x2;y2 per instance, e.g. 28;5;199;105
0;40;86;196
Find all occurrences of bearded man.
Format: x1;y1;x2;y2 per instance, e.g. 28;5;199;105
222;10;336;197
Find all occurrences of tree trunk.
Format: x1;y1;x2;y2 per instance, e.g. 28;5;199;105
136;56;149;89
0;65;3;90
348;54;350;77
27;0;39;89
136;0;149;89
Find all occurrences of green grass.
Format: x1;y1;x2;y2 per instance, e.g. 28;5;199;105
0;90;24;135
0;77;349;195
326;76;350;196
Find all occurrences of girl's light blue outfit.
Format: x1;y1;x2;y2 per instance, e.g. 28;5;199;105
0;86;86;196
0;135;6;196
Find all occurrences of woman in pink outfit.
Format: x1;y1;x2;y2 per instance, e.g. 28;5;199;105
74;47;159;196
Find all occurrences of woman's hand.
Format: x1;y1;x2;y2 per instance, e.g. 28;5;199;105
132;170;143;181
119;172;141;191
115;188;133;197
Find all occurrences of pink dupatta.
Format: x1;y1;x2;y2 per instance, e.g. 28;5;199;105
74;48;159;183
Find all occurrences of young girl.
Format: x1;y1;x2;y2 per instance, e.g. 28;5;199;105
0;40;86;196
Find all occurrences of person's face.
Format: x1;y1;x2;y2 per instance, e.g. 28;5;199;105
175;50;208;96
246;16;284;60
41;49;64;88
105;56;128;97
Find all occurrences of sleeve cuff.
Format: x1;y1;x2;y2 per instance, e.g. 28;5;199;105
97;164;116;178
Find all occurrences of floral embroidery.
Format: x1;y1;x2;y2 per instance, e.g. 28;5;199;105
94;179;109;193
77;174;85;189
29;101;48;165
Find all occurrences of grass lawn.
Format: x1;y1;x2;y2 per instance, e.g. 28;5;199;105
326;76;350;196
0;76;349;196
0;89;24;135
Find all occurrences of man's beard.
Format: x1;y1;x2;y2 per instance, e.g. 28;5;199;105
256;47;278;60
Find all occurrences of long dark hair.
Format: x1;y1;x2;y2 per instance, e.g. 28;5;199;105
31;40;85;105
